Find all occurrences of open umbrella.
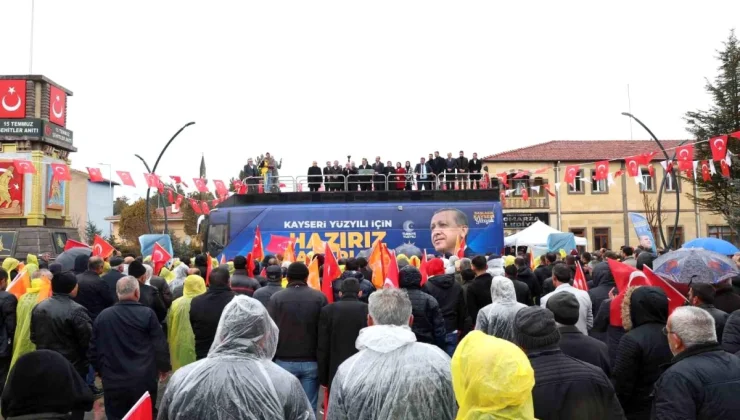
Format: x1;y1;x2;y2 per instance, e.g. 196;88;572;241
54;247;92;271
683;237;739;255
653;247;740;285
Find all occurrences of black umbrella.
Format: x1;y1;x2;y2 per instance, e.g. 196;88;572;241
54;247;92;271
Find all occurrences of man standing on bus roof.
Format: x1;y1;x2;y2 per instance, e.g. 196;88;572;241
430;208;469;256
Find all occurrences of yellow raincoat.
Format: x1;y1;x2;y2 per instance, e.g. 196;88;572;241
9;277;52;373
102;261;111;275
503;255;516;267
167;275;206;371
24;255;39;277
2;258;19;275
452;331;536;420
160;267;176;283
227;261;235;276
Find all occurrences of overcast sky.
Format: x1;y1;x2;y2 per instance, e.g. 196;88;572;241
1;1;738;199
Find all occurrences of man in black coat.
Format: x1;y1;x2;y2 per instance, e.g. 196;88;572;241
322;161;332;191
268;262;328;411
146;264;173;310
466;256;494;321
414;157;433;191
74;256;114;322
399;266;446;349
689;283;729;342
307;161;323;192
433;151;446;190
515;257;542;302
504;264;532;305
547;292;611;377
230;256;261;296
243;158;260;193
253;265;283;306
317;279;368;391
371;156;385;191
357;158;373;192
423;268;466;356
653;306;740;419
513;306;624;420
712;280;740;314
0;269;17;387
534;252;557;288
588;261;617;322
331;259;375;303
127;261;167;323
101;256;125;303
455;151;469;189
89;276;170;420
344;161;359;192
443;152;457;191
190;267;235;360
468;152;482;189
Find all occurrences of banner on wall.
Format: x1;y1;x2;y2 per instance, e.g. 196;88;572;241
628;212;658;253
0;161;24;216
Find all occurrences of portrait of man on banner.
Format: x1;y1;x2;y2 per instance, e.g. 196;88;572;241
0;161;24;216
46;165;66;210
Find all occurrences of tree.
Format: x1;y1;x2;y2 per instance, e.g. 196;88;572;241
684;30;740;230
113;196;130;215
119;199;154;253
84;220;103;245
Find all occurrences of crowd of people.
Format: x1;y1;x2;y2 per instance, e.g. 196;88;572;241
1;242;740;419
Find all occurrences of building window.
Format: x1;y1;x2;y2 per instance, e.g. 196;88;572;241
569;227;586;253
667;226;684;249
708;226;737;244
640;168;655;192
568;170;584;194
593;227;610;250
663;170;679;192
591;170;608;194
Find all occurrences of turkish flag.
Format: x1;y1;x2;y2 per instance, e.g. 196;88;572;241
573;262;589;291
710;135;729;161
49;85;67;127
12;159;36;174
212;179;228;197
721;158;731;177
638;152;657;166
92;235;115;258
167;189;174;204
533;167;548;174
51;163;71;181
117;171;136;187
266;234;292;255
193;178;209;193
252;226;265;261
500;191;506;206
701;160;712;181
188;199;202;215
205;252;213;286
152;242;172;276
170;175;188;187
0;80;26;118
563;165;580;184
419;249;429;286
385;250;400;288
87;167;104;182
676;144;694;171
544;184;556;197
513;171;529;179
644;267;689;316
122;391;152;420
648;164;655;177
232;179;246;194
245;252;256;276
322;242;341;302
143;173;160;189
607;259;687;317
521;189;529;201
64;239;89;251
624;156;641;177
200;201;210;215
594;161;609;181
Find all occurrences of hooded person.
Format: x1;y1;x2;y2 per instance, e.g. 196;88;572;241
398;266;446;349
587;262;616;341
1;350;94;419
1;258;19;281
452;331;536;420
423;259;467;356
475;276;527;343
24;254;39;277
72;254;89;276
166;275;207;372
612;286;672;420
170;264;190;300
158;295;315;420
328;288;456;420
159;267;176;283
9;269;52;373
331;259;376;304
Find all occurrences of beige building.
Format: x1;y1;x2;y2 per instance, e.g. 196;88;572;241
106;206;190;243
68;168;118;240
483;140;732;251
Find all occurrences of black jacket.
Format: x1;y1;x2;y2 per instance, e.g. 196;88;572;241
268;282;328;361
455;156;468;173
508;276;532;306
307;166;323;184
466;273;493;321
399;269;446;348
190;286;235;360
558;325;611;377
323;166;332;184
516;266;542;301
589;262;617;320
534;264;552;288
149;276;173;309
698;304;728;343
423;274;466;333
0;290;17;358
230;269;261;297
612;287;671;420
138;283;167;323
101;269;124;303
89;301;170;394
331;271;375;304
253;282;283;307
74;270;114;322
723;309;740;353
468;158;482;174
652;343;740;420
243;163;259;182
317;295;368;388
30;294;92;374
592;298;626;365
413;162;433;181
433;156;446;174
528;348;624;420
713;282;740;314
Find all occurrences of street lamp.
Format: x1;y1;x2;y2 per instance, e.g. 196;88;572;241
98;162;113;237
620;112;681;250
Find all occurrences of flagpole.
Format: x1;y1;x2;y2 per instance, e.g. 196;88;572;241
29;0;35;73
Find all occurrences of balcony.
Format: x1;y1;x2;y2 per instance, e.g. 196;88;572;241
503;196;550;209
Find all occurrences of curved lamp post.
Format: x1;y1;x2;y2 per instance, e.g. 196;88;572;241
620;112;680;250
136;122;196;234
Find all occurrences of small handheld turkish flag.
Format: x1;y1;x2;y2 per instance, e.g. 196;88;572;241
624;156;640;177
51;163;71;181
710;135;729;161
573;262;589;291
193;178;209;193
87;167;104;182
594;161;609;181
92;235;115;259
252;226;265;261
143;173;160;189
117;171;136;187
563;165;580;184
12;159;36;175
64;239;90;251
152;243;172;276
212;180;229;197
122;391;152;420
676;144;694;171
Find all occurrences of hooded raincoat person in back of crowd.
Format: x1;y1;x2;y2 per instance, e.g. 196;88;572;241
475;276;527;343
9;269;52;373
170;264;190;300
452;331;536;420
24;254;39;277
158;296;315;420
1;258;19;280
166;275;206;372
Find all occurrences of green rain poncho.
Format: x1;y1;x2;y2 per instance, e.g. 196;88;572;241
24;254;39;277
9;277;52;372
167;275;206;371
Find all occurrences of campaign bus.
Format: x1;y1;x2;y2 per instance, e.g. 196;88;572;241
205;191;504;261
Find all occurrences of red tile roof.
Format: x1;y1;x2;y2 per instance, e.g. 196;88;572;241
483;140;690;162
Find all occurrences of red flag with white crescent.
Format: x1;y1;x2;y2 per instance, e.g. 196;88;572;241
117;171;136;187
188;199;202;215
170;175;188;187
721;158;731;177
152;242;172;276
193;178;209;193
322;242;341;302
701;160;712;181
12;159;36;175
252;226;265;261
87;167;104;182
0;80;26;118
573;262;589;291
49;85;67;127
563;165;580;184
513;171;529;179
676;144;694;171
594;161;609;181
64;239;90;251
51;163;71;181
624;156;640;177
143;173;160;189
200;201;210;215
521;189;529;201
175;194;184;209
710;135;729;161
167;189;174;204
92;235;115;259
212;180;229;197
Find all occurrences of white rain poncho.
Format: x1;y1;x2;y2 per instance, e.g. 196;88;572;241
169;264;189;298
158;296;315;420
327;325;456;420
475;276;527;342
487;258;505;277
